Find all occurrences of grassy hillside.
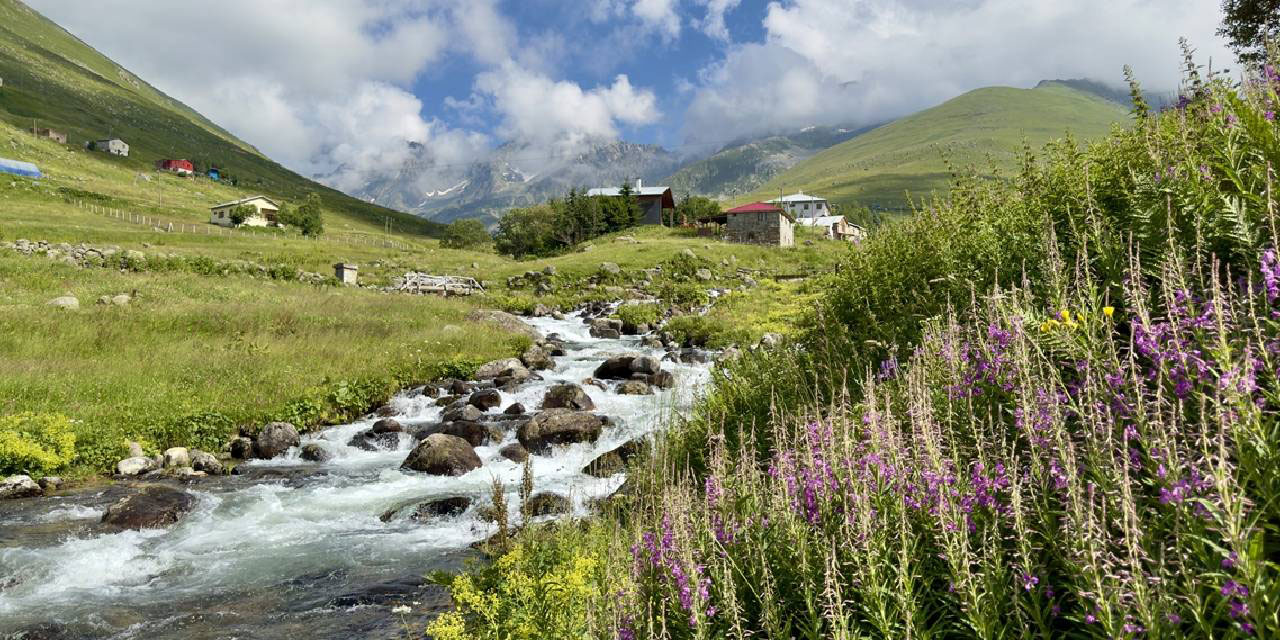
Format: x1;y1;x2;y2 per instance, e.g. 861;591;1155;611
739;83;1130;211
0;0;443;236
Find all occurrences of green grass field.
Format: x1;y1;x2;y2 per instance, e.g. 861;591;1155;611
739;83;1131;211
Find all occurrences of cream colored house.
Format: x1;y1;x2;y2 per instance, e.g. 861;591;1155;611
209;195;280;227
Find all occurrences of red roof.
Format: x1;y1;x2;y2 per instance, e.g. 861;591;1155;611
724;202;783;214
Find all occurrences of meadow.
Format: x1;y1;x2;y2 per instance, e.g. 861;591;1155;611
426;53;1280;639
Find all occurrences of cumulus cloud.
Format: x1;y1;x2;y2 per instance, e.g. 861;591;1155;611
633;0;682;40
684;0;1233;143
694;0;743;41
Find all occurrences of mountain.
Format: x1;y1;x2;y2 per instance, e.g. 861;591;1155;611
330;139;683;225
0;0;442;236
738;83;1131;212
664;125;876;200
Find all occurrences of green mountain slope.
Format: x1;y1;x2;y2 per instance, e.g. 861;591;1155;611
741;83;1131;211
0;0;442;236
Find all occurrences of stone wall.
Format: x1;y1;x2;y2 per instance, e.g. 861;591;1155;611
726;212;794;247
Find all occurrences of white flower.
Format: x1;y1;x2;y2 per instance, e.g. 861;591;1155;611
391;605;411;615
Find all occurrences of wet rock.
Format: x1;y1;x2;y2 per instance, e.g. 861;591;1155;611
372;418;403;434
435;395;459;407
583;439;650;477
541;383;595;411
475;358;529;381
443;403;483;423
374;404;398;417
517;409;604;454
593;354;642;379
649;370;676;389
101;485;197;530
504;402;526;415
115;456;158;476
520;346;554;370
616;380;652;395
465;309;542;340
525;492;571;516
7;622;74;639
499;443;529;463
162;447;190;469
420;385;440;398
432;421;500;447
448;379;472;396
254;422;300;459
401;434;482;476
642;335;664;349
189;450;223;475
347;429;402;451
630;355;661;375
380;496;473;522
589;318;623;339
468;389;502;411
1;475;42;500
229;437;255;460
300;442;333;462
37;476;63;491
677;348;708;364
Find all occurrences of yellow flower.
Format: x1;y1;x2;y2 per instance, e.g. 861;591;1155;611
1103;306;1115;318
1059;309;1070;321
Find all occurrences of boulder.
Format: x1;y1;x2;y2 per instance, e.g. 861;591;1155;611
1;475;42;500
374;404;398;417
420;385;440;398
599;261;621;275
254;422;300;459
468;389;502;411
101;485;197;530
694;268;713;281
381;496;473;522
465;309;542;340
162;447;190;469
499;443;529;463
371;418;403;434
116;456;158;476
38;476;63;491
189;450;224;475
583;439;650;477
520;346;554;370
589;318;624;339
229;437;255;460
111;294;131;306
649;370;676;390
46;295;79;310
401;434;483;476
443;403;484;423
594;355;641;379
517;409;604;454
503;402;526;415
630;355;661;375
525;492;571;516
448;379;472;396
474;358;529;381
616;380;652;395
434;421;500;447
759;332;783;349
347;429;402;451
541;383;595;411
300;443;333;462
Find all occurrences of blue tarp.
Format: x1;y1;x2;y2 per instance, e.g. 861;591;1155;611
0;157;41;179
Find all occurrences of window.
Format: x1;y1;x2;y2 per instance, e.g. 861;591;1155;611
803;203;810;210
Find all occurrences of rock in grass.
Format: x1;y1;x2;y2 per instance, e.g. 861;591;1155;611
162;447;190;469
1;475;42;500
253;422;300;459
465;310;542;341
101;485;196;530
401;434;482;476
46;295;78;310
116;456;158;476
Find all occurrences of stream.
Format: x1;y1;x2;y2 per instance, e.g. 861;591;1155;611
0;312;713;639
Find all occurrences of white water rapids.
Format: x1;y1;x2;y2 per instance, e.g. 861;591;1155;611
0;313;712;639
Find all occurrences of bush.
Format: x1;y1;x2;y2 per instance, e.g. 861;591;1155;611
0;413;77;476
615;302;661;328
441;219;491;249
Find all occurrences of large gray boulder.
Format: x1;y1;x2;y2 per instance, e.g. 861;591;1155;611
46;295;79;310
589;318;624;339
468;389;502;411
443;403;484;423
583;438;650;477
162;447;190;469
499;443;529;463
347;429;402;451
616;380;652;395
116;456;158;476
541;383;595;411
1;475;42;500
517;409;604;454
101;485;197;530
430;421;501;447
254;422;300;459
474;358;529;381
189;449;223;475
521;346;554;370
401;434;482;476
649;370;676;389
630;355;661;375
594;355;641;379
300;442;333;462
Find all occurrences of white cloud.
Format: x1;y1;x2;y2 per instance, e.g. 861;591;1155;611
695;0;743;41
633;0;682;40
684;0;1234;143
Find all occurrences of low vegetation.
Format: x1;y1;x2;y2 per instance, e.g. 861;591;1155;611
425;50;1280;639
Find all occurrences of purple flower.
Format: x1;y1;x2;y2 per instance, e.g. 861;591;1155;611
1222;552;1238;569
1021;573;1039;591
1167;612;1182;624
1229;600;1250;619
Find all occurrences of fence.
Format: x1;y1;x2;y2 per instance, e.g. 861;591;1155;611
73;200;419;251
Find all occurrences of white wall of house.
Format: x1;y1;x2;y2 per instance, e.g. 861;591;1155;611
209;197;279;227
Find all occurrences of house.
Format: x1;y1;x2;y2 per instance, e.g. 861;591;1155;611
209;195;280;227
767;191;830;219
33;128;66;144
0;157;42;179
155;159;194;176
586;179;675;225
795;215;865;242
700;202;794;247
88;138;129;156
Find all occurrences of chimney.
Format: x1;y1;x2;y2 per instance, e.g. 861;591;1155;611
635;178;642;190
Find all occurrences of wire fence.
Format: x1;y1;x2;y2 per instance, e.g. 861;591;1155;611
73;200;419;251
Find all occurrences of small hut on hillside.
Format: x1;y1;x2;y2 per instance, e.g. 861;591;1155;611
699;202;794;247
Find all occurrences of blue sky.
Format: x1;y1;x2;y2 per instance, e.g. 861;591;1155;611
31;0;1232;191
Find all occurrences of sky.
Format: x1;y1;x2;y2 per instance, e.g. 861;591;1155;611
30;0;1234;192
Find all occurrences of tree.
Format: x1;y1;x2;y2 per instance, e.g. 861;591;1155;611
228;204;255;226
493;204;557;258
1219;0;1280;63
441;218;491;249
674;195;721;226
281;193;324;236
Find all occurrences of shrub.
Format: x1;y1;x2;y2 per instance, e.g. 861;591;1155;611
615;302;661;328
441;219;491;249
0;413;77;476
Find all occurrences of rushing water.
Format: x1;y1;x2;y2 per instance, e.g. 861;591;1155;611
0;313;712;639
